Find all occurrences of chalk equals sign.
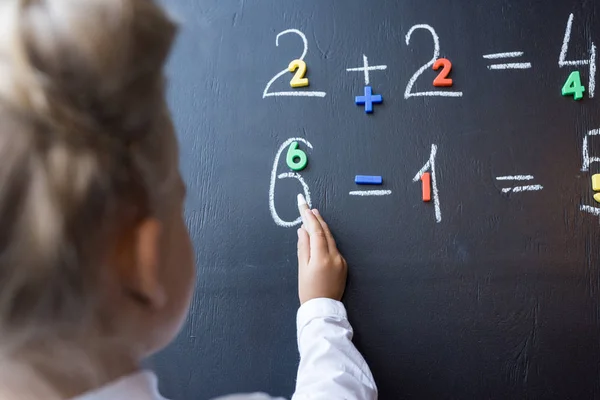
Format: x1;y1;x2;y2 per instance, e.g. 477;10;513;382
483;51;532;70
496;175;543;193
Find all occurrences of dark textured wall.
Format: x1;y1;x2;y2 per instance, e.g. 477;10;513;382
151;1;600;398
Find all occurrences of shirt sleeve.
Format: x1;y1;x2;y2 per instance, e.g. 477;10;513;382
291;298;378;400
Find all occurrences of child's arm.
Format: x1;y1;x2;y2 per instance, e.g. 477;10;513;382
291;196;377;400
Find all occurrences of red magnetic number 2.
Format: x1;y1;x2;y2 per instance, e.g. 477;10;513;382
432;58;453;87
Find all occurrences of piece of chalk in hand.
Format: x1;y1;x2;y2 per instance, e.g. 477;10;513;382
297;193;307;207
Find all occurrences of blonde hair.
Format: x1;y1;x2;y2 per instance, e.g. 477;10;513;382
0;0;177;353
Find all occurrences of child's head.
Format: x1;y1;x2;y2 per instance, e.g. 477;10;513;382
0;0;194;391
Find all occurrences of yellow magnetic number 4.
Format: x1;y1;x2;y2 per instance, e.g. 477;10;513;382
288;59;309;88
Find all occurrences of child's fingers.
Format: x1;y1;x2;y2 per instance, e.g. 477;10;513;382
303;209;329;256
311;209;337;251
297;194;329;256
297;227;310;267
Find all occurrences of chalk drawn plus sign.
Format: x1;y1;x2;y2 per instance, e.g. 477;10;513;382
355;86;383;113
346;55;388;85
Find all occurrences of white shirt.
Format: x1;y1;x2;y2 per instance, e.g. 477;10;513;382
74;298;377;400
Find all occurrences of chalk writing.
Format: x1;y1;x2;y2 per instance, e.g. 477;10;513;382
405;24;463;98
346;55;388;85
349;190;392;196
263;29;326;98
496;175;543;193
581;205;600;219
269;138;313;227
502;185;543;194
413;144;442;223
559;13;596;98
496;175;535;181
483;51;532;70
581;129;600;171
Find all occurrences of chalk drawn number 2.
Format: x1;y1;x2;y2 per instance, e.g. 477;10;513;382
263;29;326;98
404;25;462;98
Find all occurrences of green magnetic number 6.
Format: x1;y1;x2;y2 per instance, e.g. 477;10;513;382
286;141;308;171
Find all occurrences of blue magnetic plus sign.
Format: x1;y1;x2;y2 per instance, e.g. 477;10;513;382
355;86;383;113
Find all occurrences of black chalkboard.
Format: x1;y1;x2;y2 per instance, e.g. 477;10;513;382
151;1;600;398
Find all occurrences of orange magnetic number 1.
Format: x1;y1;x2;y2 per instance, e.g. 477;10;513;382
421;172;431;202
432;58;453;87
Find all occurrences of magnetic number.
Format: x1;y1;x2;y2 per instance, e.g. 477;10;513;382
559;13;596;98
269;138;313;228
404;24;462;98
421;172;431;202
562;71;585;100
288;59;309;88
263;29;326;98
432;58;453;87
286;141;308;171
412;144;441;223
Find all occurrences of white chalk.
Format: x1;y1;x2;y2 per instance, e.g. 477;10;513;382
487;63;532;70
346;54;388;85
412;144;441;223
404;24;463;99
496;175;534;181
559;13;596;98
559;14;585;67
349;190;392;196
297;193;307;207
581;129;600;171
581;205;600;216
502;185;543;193
406;91;463;98
263;29;327;99
590;44;597;98
483;52;524;59
269;138;313;228
264;90;327;98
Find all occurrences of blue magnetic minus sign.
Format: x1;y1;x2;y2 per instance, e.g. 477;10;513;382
355;175;383;185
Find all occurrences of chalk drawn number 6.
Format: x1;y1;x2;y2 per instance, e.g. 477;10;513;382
269;138;313;227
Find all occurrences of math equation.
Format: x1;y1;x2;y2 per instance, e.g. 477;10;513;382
264;13;600;228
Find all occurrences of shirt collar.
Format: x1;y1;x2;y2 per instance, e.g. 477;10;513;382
72;370;166;400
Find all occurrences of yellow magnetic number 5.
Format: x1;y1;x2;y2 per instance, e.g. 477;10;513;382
288;59;309;88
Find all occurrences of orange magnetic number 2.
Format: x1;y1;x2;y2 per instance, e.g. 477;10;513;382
432;58;453;87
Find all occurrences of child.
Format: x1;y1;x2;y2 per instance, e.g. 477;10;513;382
0;0;377;399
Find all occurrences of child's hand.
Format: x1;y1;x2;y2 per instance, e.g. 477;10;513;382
296;194;348;305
